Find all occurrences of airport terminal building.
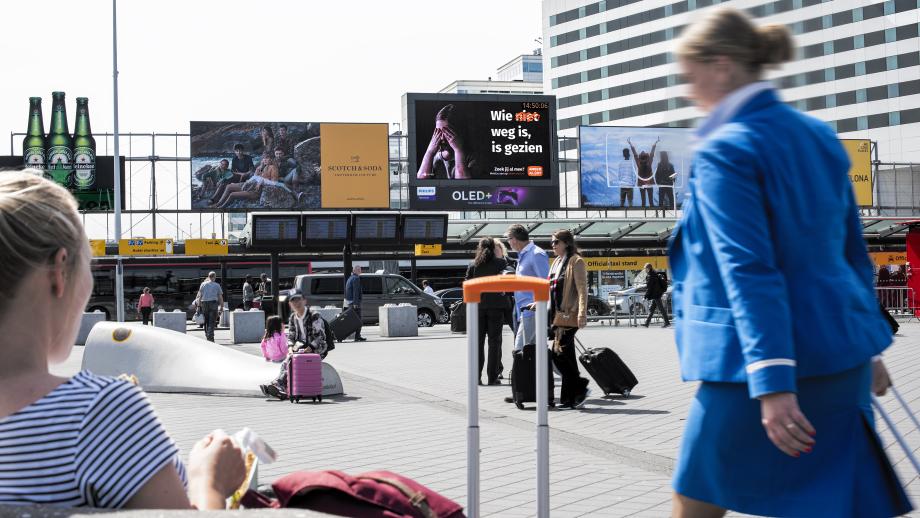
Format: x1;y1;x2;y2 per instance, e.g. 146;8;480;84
543;0;920;165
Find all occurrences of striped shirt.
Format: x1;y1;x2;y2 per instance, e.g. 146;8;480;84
0;371;186;508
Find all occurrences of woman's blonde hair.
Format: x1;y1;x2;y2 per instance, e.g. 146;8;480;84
0;170;85;310
676;7;794;72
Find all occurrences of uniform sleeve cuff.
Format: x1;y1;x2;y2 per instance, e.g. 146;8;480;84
746;362;797;399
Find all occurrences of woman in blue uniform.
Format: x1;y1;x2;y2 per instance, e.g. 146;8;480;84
669;8;911;517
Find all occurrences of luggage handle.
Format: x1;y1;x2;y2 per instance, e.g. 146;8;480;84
573;336;589;355
463;275;550;303
871;385;920;476
464;275;550;518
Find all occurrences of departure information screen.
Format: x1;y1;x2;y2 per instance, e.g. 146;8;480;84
353;215;398;241
304;216;349;241
402;215;447;242
252;216;300;245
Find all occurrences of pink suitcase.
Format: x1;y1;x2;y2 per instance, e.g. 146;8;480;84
287;353;323;403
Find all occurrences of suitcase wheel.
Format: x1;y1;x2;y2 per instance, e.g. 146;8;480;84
319;395;323;402
622;389;631;398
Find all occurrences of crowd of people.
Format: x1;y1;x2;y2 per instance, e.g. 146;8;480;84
193;125;313;209
0;7;913;517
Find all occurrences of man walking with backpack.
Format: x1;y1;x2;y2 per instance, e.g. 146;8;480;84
642;263;670;328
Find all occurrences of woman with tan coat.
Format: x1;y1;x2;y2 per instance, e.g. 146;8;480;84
548;229;591;409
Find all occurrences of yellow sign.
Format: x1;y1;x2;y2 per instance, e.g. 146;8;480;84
582;256;669;272
118;238;174;256
320;123;390;208
89;240;106;257
414;244;443;256
841;139;872;206
870;251;907;266
185;239;229;256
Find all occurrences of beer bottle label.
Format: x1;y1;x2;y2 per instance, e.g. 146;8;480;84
47;145;73;187
24;147;45;169
73;147;96;190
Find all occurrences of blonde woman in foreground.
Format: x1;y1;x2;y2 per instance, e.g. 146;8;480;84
0;170;245;508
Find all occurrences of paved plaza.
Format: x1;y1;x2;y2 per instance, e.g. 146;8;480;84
53;320;920;517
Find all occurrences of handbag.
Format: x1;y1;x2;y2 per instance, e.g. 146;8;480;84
552;311;579;328
240;469;465;517
193;310;205;325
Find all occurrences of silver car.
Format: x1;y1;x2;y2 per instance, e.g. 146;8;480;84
292;273;447;327
608;284;673;316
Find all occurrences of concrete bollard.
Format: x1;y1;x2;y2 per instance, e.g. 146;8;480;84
153;309;187;334
230;309;265;344
219;302;230;327
77;310;107;346
379;304;418;337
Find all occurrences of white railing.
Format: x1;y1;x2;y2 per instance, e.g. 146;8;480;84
876;286;916;315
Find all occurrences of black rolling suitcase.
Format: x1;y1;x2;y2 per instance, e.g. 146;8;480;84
331;307;361;342
510;343;555;409
575;337;638;397
449;301;466;333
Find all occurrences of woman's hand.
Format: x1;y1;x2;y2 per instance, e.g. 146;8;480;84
424;128;442;156
871;358;892;396
187;431;246;509
441;125;463;153
759;392;816;457
578;314;587;329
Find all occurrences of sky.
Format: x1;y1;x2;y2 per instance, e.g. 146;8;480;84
0;0;544;147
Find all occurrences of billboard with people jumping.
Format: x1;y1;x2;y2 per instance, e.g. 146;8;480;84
405;93;559;210
190;122;389;210
579;126;691;210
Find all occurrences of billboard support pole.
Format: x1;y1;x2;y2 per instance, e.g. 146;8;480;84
150;136;157;238
343;243;353;289
112;0;125;323
270;251;280;317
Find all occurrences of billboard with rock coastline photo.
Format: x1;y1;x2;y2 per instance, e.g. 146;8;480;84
190;122;389;210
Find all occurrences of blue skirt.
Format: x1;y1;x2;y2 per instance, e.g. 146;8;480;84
673;363;912;517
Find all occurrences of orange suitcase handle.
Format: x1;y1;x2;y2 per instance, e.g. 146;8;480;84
462;275;550;303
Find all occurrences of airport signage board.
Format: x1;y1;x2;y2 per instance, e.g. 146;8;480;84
89;239;106;257
414;244;443;256
185;239;229;255
582;256;669;271
118;238;174;256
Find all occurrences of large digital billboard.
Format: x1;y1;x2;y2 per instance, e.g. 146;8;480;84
190;122;388;210
405;93;559;210
579;126;691;209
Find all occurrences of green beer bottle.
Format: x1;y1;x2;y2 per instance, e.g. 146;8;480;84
47;91;73;187
23;97;46;172
72;97;96;192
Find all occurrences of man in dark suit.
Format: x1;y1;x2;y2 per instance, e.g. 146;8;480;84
345;266;366;342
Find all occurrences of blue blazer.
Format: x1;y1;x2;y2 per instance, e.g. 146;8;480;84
669;89;891;398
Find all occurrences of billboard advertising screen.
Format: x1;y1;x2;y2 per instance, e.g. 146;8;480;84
579;126;691;209
190;122;388;210
841;139;872;206
406;93;559;210
0;155;125;211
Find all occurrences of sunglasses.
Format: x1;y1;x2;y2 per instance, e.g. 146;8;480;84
551;239;562;246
